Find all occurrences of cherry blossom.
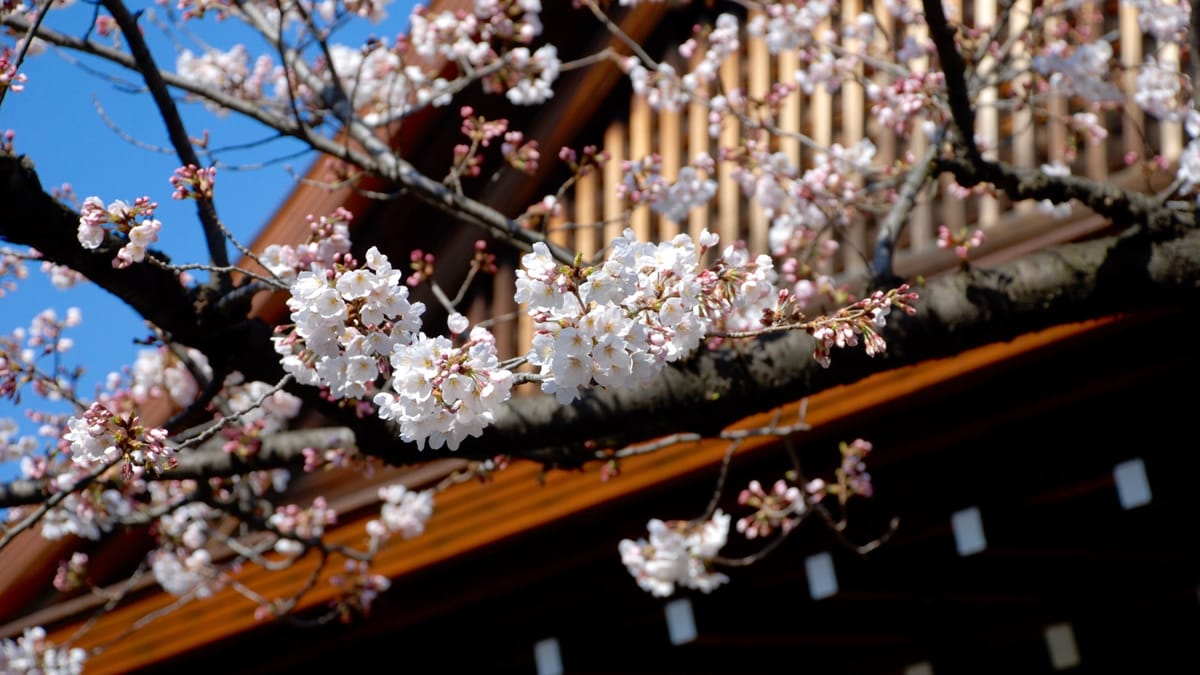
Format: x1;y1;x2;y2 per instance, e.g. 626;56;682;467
618;510;731;597
0;626;86;675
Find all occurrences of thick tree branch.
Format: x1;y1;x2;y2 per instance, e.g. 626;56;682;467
0;153;199;339
453;224;1200;466
4;172;1200;500
937;155;1195;235
99;0;230;272
922;0;981;163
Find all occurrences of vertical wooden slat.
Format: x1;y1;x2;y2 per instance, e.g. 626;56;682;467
974;0;999;228
748;10;770;254
659;107;682;239
841;0;866;273
871;1;895;171
778;49;801;169
574;170;598;261
1157;44;1183;161
603;121;627;246
811;15;834;271
547;203;571;252
629;95;653;241
1010;0;1035;213
1119;3;1143;161
492;261;517;360
718;54;741;246
1045;9;1069;185
1083;1;1107;180
811;33;833;149
516;285;533;376
906;0;933;249
688;52;711;243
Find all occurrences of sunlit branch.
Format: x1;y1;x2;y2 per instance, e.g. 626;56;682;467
873;143;939;282
579;0;656;68
172;374;295;449
64;561;150;650
0;0;52;111
233;1;577;264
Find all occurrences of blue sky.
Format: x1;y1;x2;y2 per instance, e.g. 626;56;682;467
0;1;416;480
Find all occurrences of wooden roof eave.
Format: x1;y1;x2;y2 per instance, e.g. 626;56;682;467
32;311;1133;675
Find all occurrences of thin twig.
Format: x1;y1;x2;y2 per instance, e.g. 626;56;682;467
100;0;231;272
0;0;52;111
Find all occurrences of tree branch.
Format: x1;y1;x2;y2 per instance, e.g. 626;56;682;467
0;153;199;339
923;0;982;163
99;0;230;272
454;223;1200;466
937;155;1194;235
873;143;938;283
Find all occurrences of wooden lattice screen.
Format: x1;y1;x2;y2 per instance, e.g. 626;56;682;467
498;0;1182;360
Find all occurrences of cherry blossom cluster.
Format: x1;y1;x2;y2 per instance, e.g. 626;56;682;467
64;401;174;479
619;153;717;224
328;559;392;621
735;479;807;540
366;483;434;544
76;195;162;268
623;13;740;114
269;497;337;557
325;41;454;124
1;308;82;406
172;0;236;22
0;417;36;465
0;626;86;675
268;221;514;449
259;207;354;284
52;552;89;592
756;139;881;263
1123;0;1190;43
517;228;776;404
39;487;133;541
40;260;85;290
796;285;918;368
745;1;833;55
169;164;216;201
451;107;540;181
175;44;283;116
834;438;874;499
373;320;514;450
0;246;28;297
868;71;947;137
272;245;425;398
150;494;227;599
151;547;222;598
408;0;560;107
937;225;986;263
0;46;26;94
130;345;212;408
618;510;730;597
